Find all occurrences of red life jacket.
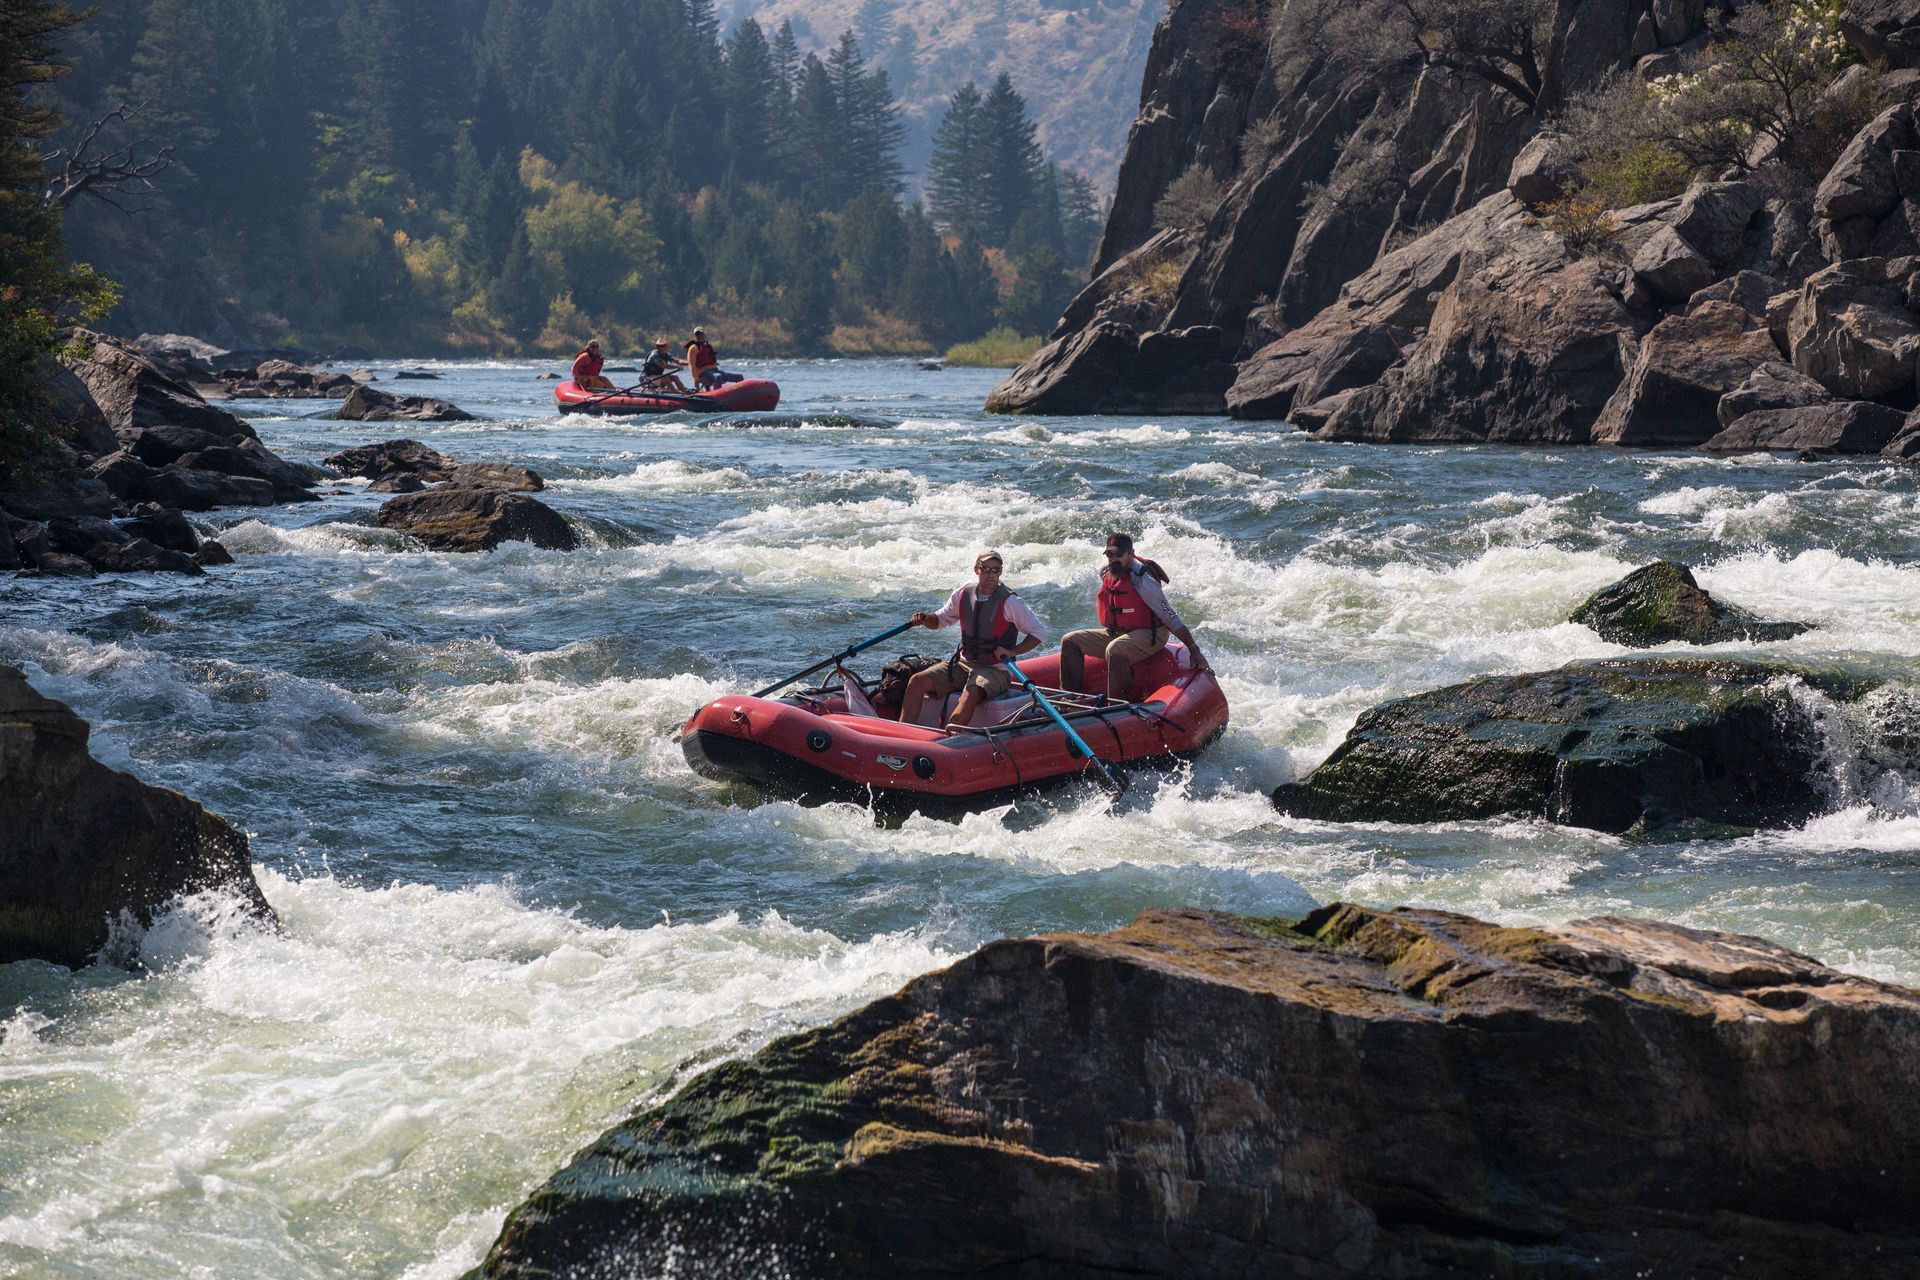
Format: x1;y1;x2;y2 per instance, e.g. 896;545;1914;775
958;584;1020;664
572;348;603;380
1097;559;1169;631
687;338;717;371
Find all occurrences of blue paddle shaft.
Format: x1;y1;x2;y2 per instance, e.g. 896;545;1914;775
1004;658;1125;794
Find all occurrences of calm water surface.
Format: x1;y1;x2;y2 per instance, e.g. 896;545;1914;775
3;357;1917;1278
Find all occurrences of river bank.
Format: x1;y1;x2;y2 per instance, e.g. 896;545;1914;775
3;359;1918;1278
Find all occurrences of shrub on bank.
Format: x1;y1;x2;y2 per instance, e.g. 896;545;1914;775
946;328;1044;366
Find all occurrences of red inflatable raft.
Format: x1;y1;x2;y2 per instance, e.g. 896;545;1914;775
554;377;780;414
681;642;1227;814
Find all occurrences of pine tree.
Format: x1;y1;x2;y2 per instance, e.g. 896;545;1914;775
722;18;775;180
771;205;834;349
769;20;800;103
824;31;903;203
887;23;918;98
454;148;523;286
854;0;893;60
836;187;905;304
977;72;1043;245
788;54;839;205
926;82;985;236
1058;167;1104;268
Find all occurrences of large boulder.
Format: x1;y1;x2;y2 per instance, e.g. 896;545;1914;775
0;469;116;522
1570;561;1814;645
445;461;544;492
322;438;459;482
1884;405;1920;455
1318;253;1647;444
1716;359;1836;427
173;441;319;502
128;466;276;512
1228;193;1533;419
1630;224;1713;302
59;329;258;445
0;665;271;966
1842;0;1920;70
222;358;355;398
985;323;1236;415
1703;400;1909;452
33;354;117;458
1270;658;1839;833
375;488;576;552
332;384;474;422
1785;257;1920;398
1591;302;1780;446
472;903;1920;1280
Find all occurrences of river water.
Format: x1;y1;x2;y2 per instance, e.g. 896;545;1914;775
2;358;1917;1279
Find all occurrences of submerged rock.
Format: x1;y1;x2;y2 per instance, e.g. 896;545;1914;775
473;903;1920;1280
333;384;474;422
323;438;459;482
1272;657;1840;833
1570;560;1815;645
0;664;271;966
375;488;575;552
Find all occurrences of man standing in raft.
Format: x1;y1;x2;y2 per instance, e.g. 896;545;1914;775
571;339;613;390
1059;532;1210;703
896;550;1049;726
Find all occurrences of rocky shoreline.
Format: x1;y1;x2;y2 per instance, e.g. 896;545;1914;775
3;333;574;575
988;0;1920;467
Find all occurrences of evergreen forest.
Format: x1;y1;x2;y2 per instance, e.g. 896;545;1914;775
42;0;1108;357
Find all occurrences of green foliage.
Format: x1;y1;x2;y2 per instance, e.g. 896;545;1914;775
1536;194;1621;256
1580;142;1692;208
1153;162;1225;233
944;326;1043;367
2;0;120;482
43;0;1112;357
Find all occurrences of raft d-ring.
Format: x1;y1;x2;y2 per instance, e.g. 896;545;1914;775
730;708;751;735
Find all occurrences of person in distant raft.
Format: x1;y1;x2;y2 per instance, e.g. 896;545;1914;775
686;327;721;389
1059;532;1210;702
896;550;1049;727
642;338;688;393
571;339;614;390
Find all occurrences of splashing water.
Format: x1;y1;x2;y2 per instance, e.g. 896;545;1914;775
4;358;1920;1278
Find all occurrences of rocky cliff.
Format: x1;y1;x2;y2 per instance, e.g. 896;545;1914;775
473;903;1920;1278
0;664;272;966
990;0;1920;457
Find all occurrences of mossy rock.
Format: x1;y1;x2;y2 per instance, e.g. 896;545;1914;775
1570;561;1811;646
1272;657;1858;833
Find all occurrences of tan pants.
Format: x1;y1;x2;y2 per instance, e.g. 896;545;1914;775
1060;626;1166;700
920;654;1012;699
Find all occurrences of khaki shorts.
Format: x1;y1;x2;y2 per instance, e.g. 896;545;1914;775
920;655;1012;699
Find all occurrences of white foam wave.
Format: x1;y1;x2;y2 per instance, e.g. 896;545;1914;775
0;873;955;1280
558;459;755;494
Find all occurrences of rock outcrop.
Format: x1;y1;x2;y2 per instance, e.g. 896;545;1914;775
988;0;1920;446
1;332;320;546
333;385;474;422
0;664;272;966
375;488;575;552
1703;399;1909;451
1569;561;1814;645
474;903;1920;1280
1271;658;1842;833
322;439;460;483
984;323;1235;414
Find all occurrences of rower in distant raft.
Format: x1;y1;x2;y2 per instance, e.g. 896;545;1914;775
552;324;780;414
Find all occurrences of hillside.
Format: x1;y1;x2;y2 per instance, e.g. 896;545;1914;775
738;0;1162;188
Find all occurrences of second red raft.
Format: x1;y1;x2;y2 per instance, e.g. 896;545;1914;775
554;377;781;414
681;643;1227;815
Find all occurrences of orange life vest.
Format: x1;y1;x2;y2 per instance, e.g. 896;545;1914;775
1097;559;1168;631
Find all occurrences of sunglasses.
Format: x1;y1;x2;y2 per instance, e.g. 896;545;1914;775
1104;548;1127;557
976;564;1003;573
